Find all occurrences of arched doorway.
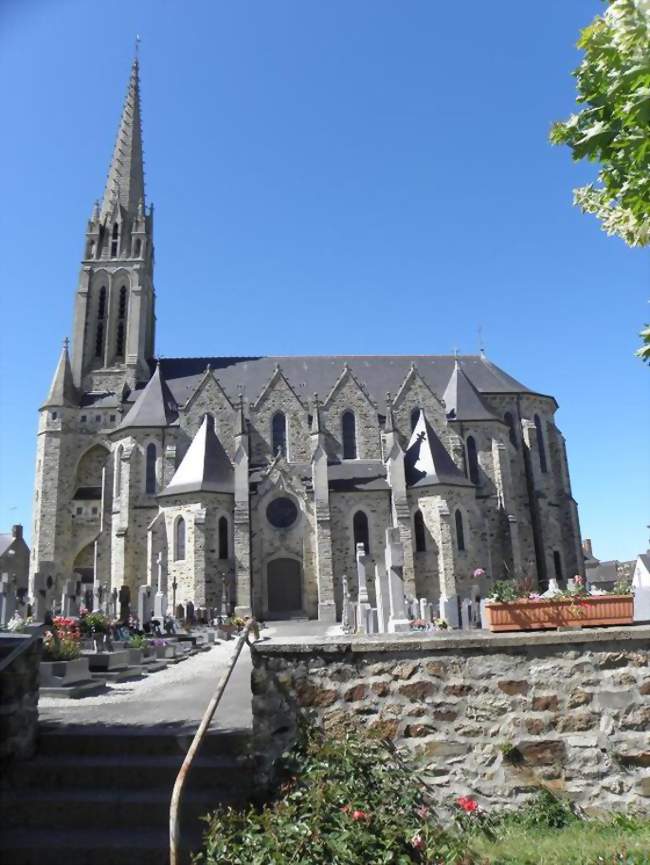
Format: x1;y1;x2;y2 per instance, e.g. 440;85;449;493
267;558;302;617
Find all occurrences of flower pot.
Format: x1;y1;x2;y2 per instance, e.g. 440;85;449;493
40;658;91;687
484;595;634;632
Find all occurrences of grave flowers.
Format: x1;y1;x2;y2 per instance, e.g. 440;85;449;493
484;577;634;632
42;616;81;661
79;610;112;651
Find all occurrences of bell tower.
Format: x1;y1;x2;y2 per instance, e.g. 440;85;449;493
70;56;155;393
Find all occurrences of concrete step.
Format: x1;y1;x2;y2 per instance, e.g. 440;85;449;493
37;727;251;758
0;827;201;865
1;786;231;830
2;753;256;791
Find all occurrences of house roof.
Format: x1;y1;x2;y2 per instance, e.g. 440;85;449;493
0;534;13;558
118;364;178;430
442;360;499;422
161;414;233;496
404;410;472;488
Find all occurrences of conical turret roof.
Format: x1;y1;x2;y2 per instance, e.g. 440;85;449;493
42;339;78;408
100;58;145;221
404;410;471;488
162;415;234;496
442;361;498;422
118;364;178;430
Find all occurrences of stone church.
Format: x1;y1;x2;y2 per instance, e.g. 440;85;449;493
30;59;584;622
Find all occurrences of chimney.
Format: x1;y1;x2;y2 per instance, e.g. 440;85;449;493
582;538;593;558
11;524;22;540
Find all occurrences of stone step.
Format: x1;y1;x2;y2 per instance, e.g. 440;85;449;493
37;727;251;758
2;753;256;791
1;786;232;830
0;827;201;865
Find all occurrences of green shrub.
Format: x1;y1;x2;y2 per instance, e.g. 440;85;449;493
194;725;471;865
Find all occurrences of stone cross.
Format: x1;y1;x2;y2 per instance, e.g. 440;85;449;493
0;573;16;628
385;527;410;633
153;553;167;620
61;579;80;617
32;572;55;623
355;544;372;634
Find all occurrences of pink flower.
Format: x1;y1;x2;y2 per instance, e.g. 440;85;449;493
473;568;485;578
410;833;425;850
416;805;430;819
351;809;369;822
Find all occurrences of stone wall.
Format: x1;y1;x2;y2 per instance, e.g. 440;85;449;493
251;626;650;813
0;633;41;762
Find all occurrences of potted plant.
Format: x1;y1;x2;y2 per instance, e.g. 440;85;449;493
79;611;111;651
40;616;93;687
484;577;634;632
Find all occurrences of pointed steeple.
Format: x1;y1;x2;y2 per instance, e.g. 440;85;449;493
100;57;145;221
404;411;471;488
42;338;78;408
117;363;178;430
442;361;498;422
161;415;234;496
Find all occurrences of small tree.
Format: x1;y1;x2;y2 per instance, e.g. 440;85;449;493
550;0;650;360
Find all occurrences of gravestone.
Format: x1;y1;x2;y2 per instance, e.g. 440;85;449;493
61;579;80;617
138;585;153;627
633;558;650;621
542;578;561;598
374;563;390;632
153;553;167;620
439;591;460;628
419;597;432;623
186;601;195;624
0;573;16;628
355;544;372;635
119;585;131;622
341;574;351;632
385;527;410;633
32;573;55;623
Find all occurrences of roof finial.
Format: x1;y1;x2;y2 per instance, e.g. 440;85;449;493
63;337;70;352
135;33;141;61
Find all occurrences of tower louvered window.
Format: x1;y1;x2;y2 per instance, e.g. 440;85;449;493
145;443;157;494
95;287;107;358
218;516;229;560
353;511;370;555
466;436;479;485
175;517;186;560
342;411;357;459
111;222;119;257
455;509;465;552
116;286;127;357
414;509;426;552
272;412;287;457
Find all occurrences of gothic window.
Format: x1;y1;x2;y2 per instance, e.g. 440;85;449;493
175;517;186;561
466;436;479;485
111;222;119;257
504;411;518;448
116;285;127;357
455;509;466;552
534;414;548;474
95;286;107;358
353;510;370;555
134;238;142;257
218;516;229;559
410;407;421;432
414;509;426;552
272;411;287;457
342;410;357;459
553;550;563;581
145;443;157;494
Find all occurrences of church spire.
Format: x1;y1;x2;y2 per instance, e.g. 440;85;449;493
100;56;145;221
42;338;78;408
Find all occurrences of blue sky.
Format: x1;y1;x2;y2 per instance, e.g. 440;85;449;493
0;0;647;561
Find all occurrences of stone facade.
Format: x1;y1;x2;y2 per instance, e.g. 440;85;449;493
0;634;41;761
251;627;650;812
30;58;585;622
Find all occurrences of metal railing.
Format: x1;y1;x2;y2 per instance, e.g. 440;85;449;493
169;619;259;865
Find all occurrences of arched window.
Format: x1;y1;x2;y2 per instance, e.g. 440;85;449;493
534;414;548;474
272;411;287;457
134;238;142;257
410;407;421;432
342;410;357;459
111;222;119;257
455;509;466;552
114;445;123;498
466;436;479;485
504;412;518;448
353;511;370;555
95;286;107;358
116;285;127;357
175;517;186;560
414;509;426;552
553;550;563;581
218;516;229;560
145;443;157;494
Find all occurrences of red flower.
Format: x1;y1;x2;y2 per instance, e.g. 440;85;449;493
456;796;478;813
351;809;369;822
410;833;425;850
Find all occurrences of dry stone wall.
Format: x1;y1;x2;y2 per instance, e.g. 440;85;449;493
251;626;650;813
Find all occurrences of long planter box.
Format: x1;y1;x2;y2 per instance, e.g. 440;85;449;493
485;595;634;632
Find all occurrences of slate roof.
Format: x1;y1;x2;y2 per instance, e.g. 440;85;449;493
328;460;389;492
118;364;178;430
0;534;13;558
161;415;233;496
404;411;472;489
442;361;499;422
42;341;78;408
157;355;541;413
